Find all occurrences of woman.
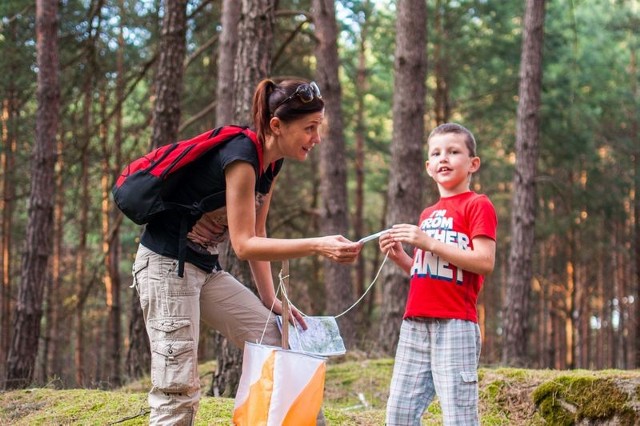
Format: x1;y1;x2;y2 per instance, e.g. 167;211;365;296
132;79;361;425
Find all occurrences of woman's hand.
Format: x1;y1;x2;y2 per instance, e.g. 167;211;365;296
269;298;307;330
317;235;362;264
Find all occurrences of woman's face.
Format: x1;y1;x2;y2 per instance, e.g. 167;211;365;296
274;110;324;161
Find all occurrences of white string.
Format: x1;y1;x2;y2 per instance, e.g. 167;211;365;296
278;251;390;320
260;250;391;344
258;274;281;345
334;251;389;319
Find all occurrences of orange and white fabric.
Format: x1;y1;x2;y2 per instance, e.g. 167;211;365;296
233;342;326;426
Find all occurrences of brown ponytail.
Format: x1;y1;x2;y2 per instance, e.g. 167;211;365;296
252;79;276;144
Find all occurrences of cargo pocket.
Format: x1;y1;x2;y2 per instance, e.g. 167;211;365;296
132;257;149;292
456;371;478;407
151;339;196;393
148;318;192;340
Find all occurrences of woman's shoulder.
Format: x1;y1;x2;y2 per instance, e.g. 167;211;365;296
217;134;261;172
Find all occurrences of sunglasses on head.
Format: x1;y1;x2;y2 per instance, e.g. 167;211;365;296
274;81;322;111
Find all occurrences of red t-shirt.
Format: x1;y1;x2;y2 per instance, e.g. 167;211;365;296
404;191;497;323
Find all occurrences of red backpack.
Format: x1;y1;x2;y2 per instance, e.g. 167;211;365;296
112;125;266;225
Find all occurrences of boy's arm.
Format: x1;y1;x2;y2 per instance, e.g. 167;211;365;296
388;224;496;276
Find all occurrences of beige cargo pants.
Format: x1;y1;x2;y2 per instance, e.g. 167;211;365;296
133;244;285;425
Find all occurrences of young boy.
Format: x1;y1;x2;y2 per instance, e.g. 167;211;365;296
379;123;497;425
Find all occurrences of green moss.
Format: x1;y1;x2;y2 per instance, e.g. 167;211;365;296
491;368;529;381
482;379;506;400
2;365;639;425
533;375;635;424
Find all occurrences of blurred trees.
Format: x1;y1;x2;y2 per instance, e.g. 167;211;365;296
0;0;638;390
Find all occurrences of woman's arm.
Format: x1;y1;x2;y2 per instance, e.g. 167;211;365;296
225;161;361;262
246;177;307;327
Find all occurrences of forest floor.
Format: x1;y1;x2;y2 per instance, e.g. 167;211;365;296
1;353;640;425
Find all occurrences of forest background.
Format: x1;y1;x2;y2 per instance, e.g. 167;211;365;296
0;0;638;396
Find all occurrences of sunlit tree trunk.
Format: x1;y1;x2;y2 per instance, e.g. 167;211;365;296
378;0;427;354
6;0;59;389
575;261;590;368
100;84;122;387
630;25;640;370
74;75;94;387
502;0;546;367
565;258;574;369
0;92;18;383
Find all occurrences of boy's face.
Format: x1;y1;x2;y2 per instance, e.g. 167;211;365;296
426;132;480;196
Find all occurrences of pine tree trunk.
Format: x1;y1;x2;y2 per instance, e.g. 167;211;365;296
0;91;18;383
100;85;122;387
74;78;93;387
211;0;274;397
631;41;640;370
378;0;427;354
353;1;371;334
150;0;187;148
126;290;150;379
215;0;240;127
313;0;356;346
46;124;65;382
6;0;59;390
502;0;546;367
102;0;126;387
126;0;187;381
232;0;273;125
433;0;450;125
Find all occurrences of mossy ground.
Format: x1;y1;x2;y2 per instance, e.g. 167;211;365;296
1;359;639;425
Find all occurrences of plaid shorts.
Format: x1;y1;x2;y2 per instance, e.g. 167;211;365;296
386;318;481;426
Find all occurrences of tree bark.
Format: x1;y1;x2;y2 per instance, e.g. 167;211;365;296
232;0;273;125
433;0;450;125
5;0;59;389
378;0;427;354
313;0;356;346
353;1;372;333
74;78;92;387
211;0;274;398
630;31;640;370
126;0;188;381
100;85;122;387
150;0;188;148
215;0;241;127
502;0;546;367
0;90;18;383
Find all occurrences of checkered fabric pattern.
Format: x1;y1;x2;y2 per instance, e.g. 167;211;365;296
386;318;481;426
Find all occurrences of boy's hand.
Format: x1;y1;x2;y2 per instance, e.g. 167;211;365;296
379;232;403;261
388;224;432;252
